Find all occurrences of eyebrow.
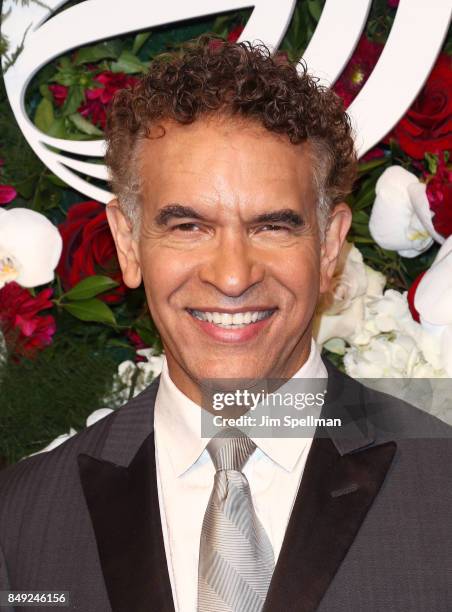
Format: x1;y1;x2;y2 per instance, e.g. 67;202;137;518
154;204;304;227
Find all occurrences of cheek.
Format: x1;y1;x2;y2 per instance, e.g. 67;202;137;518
276;242;321;296
272;246;321;327
139;245;195;307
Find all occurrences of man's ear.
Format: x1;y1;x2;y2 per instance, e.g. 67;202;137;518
106;199;142;289
319;202;352;294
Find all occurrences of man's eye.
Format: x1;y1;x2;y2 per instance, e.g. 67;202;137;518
258;224;290;232
173;222;201;232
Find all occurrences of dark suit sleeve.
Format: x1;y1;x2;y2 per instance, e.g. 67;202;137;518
0;541;14;612
0;540;11;589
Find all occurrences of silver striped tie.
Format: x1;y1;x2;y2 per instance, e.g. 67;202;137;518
197;428;275;612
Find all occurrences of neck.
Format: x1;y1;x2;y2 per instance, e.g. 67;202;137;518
163;333;314;410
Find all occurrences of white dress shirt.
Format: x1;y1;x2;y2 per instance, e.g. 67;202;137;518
154;339;328;612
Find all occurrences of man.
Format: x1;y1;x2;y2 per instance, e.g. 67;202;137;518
0;39;451;612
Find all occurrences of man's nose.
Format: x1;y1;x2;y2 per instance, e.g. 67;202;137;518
198;232;265;297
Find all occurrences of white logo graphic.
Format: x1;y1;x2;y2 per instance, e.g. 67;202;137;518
2;0;450;203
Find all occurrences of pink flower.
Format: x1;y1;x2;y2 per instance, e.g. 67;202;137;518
426;159;452;239
0;158;17;205
48;84;69;107
333;36;384;108
227;25;244;43
126;329;149;353
78;72;139;129
209;25;244;52
0;185;17;205
0;282;56;358
387;0;399;7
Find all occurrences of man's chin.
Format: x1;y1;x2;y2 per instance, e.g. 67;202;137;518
193;360;269;385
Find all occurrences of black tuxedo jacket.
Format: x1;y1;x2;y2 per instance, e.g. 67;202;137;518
0;359;451;612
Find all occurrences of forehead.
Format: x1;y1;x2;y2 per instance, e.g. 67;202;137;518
138;117;315;208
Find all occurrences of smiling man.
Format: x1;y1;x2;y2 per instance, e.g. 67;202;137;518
0;39;451;612
106;116;351;399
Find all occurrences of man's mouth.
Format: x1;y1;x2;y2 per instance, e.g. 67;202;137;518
186;308;276;329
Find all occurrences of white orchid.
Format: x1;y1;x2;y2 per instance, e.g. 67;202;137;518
344;332;422;378
314;240;449;382
341;284;446;376
313;242;386;345
107;348;165;405
368;166;442;258
414;236;452;376
0;207;62;289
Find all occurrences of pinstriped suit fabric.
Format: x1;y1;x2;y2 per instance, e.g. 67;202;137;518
197;430;275;612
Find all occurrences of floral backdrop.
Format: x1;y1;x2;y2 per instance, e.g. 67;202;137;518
0;0;451;465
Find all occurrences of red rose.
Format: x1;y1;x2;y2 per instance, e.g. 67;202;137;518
361;147;386;162
333;36;384;108
57;201;126;303
426;162;452;239
78;71;139;129
392;54;452;159
407;271;427;323
0;282;55;357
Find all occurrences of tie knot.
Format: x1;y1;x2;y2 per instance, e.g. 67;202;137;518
207;428;256;472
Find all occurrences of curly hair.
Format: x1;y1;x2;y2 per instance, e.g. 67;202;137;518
105;37;357;231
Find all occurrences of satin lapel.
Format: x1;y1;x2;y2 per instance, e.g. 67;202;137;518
77;375;175;612
78;432;174;612
262;435;396;612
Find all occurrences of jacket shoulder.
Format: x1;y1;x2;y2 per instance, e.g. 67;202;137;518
0;378;159;511
0;406;114;502
324;357;452;439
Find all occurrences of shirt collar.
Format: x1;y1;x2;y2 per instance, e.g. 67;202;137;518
154;339;328;476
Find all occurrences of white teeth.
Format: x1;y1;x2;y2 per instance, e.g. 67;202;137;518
190;309;274;327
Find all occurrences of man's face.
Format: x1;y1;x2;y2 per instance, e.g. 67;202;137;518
107;118;351;401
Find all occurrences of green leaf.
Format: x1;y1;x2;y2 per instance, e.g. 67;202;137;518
31;175;62;213
63;275;119;301
59;56;72;69
74;41;122;65
358;157;388;173
34;98;54;132
111;50;149;74
61;85;84;116
132;32;151;55
51;62;78;86
307;0;323;21
47;117;71;139
353;188;376;212
39;84;53;101
350;236;376;244
46;174;68;188
68;113;103;136
62;298;117;325
352;209;370;224
211;15;232;37
424;152;438;175
15;175;37;200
